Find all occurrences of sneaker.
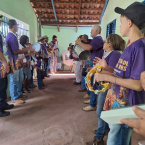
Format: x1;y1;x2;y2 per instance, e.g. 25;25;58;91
84;100;90;104
46;74;50;77
38;87;45;90
83;94;90;99
78;89;87;92
12;99;25;104
73;82;81;85
19;94;28;99
83;105;96;112
22;89;27;93
29;85;35;88
3;104;14;110
26;88;31;93
33;84;37;88
0;110;10;117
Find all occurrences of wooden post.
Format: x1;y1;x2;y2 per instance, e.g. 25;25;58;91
38;14;41;36
76;25;78;33
57;24;60;32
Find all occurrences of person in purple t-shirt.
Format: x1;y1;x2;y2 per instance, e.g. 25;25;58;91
43;36;51;76
95;2;145;145
75;25;104;61
39;37;48;78
6;19;34;104
75;25;104;111
0;15;14;117
86;34;125;145
35;45;45;90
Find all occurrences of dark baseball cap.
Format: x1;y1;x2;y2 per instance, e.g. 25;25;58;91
0;15;3;18
115;2;145;28
8;19;18;27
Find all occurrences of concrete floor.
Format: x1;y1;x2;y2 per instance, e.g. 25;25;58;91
0;74;145;145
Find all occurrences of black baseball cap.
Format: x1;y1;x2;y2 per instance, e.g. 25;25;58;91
8;19;18;27
0;15;3;18
115;2;145;28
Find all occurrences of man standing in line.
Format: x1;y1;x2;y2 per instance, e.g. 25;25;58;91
6;19;34;104
75;25;104;111
0;15;14;117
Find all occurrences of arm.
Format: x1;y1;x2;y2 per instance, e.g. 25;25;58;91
75;38;93;51
101;70;113;76
13;47;34;55
35;66;42;71
120;106;145;137
141;71;145;90
95;73;142;91
13;47;28;54
25;53;31;57
94;57;114;73
104;65;115;73
10;38;34;54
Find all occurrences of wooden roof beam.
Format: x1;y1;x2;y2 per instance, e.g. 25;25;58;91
37;13;79;16
32;7;79;11
30;1;105;5
77;0;81;23
38;13;100;16
76;0;81;33
41;22;99;25
42;18;78;21
30;1;79;5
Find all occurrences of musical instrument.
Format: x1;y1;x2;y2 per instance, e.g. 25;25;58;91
46;45;55;57
73;44;91;60
31;42;42;61
32;42;41;53
86;66;111;95
0;32;15;77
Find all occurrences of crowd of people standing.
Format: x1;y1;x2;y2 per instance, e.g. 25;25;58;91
0;18;59;116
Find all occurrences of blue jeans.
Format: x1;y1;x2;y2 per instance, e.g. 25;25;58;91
0;77;8;109
89;83;100;107
81;76;86;90
96;91;109;140
87;90;90;95
10;68;23;101
30;67;34;86
46;57;51;74
37;69;43;87
107;124;132;145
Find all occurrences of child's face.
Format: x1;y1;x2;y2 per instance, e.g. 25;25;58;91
120;15;130;37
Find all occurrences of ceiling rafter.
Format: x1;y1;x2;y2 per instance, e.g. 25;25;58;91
41;22;99;25
30;0;106;27
30;1;105;5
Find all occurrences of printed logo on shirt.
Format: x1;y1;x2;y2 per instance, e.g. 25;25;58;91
115;58;128;72
103;85;130;111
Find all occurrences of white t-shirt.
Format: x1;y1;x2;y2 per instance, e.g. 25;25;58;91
18;43;26;63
